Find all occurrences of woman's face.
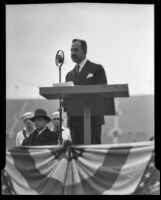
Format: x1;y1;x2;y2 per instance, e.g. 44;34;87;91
23;118;34;128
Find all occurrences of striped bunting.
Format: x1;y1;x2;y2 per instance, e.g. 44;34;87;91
4;141;154;195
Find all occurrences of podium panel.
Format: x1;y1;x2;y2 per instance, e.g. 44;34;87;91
39;84;129;99
63;95;115;116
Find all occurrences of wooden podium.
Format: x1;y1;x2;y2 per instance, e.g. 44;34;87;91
39;84;129;144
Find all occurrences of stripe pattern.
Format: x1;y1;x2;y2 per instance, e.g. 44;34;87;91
3;141;155;195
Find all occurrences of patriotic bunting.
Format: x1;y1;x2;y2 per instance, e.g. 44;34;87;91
1;141;160;195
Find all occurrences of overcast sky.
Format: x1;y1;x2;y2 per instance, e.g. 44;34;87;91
6;3;154;99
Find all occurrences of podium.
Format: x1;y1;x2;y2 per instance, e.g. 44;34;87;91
39;84;129;144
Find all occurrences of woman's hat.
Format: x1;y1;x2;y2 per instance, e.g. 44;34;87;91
51;111;66;121
19;112;34;121
31;109;51;123
51;111;60;119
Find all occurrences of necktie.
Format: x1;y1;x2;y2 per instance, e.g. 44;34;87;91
76;65;80;76
35;130;39;138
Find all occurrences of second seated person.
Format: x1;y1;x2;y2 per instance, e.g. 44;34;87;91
50;111;71;145
22;109;58;146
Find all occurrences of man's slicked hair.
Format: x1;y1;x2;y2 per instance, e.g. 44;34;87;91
72;39;87;54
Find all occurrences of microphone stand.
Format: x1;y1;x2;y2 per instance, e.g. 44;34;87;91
55;50;64;145
58;65;63;145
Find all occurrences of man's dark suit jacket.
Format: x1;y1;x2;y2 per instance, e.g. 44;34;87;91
22;127;58;146
65;60;107;127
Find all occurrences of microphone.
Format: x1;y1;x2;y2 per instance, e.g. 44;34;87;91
55;50;64;67
55;50;64;145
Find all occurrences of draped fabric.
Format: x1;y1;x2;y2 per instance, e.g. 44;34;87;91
2;141;160;195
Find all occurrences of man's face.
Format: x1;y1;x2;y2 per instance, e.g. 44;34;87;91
34;117;47;130
71;41;86;64
51;117;60;129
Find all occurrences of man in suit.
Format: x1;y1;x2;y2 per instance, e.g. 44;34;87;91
65;39;107;144
22;109;58;146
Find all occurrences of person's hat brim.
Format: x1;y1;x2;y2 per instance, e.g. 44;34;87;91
20;112;34;121
30;116;51;123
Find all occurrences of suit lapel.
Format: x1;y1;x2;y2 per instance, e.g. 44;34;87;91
70;67;80;85
67;60;91;85
35;128;48;144
77;60;91;83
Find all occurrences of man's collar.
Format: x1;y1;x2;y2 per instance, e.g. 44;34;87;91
37;127;47;135
78;58;88;71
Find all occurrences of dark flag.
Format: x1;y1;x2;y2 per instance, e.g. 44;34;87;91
1;170;16;195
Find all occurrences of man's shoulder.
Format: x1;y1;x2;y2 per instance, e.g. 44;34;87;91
66;68;75;76
44;128;58;144
87;60;103;68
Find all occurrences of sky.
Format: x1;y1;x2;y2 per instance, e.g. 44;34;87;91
6;3;154;99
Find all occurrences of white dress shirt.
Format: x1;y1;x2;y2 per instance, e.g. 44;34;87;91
78;58;88;72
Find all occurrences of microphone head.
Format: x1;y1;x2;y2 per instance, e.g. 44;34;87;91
55;50;64;67
57;54;63;63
